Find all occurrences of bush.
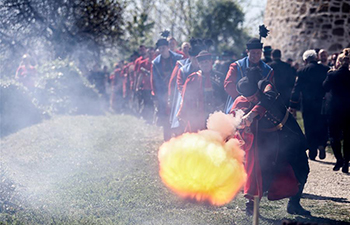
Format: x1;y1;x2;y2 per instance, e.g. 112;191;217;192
0;80;44;137
35;59;104;115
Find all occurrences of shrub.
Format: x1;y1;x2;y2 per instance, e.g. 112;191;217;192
35;59;104;115
0;80;44;137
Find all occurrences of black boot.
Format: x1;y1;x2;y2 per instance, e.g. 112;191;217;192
245;199;254;216
331;139;343;171
333;160;343;171
308;148;317;160
287;184;311;216
342;161;349;173
287;201;311;216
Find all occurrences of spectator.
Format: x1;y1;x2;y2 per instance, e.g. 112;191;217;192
268;49;296;106
286;58;294;66
323;48;350;173
289;50;329;160
318;49;329;67
328;53;339;69
262;46;273;63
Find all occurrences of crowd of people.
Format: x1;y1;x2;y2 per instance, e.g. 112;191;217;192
14;33;350;217
104;35;349;217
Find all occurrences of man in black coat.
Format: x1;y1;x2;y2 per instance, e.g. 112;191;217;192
289;50;329;160
268;49;296;106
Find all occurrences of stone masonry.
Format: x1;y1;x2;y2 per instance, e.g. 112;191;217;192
263;0;350;62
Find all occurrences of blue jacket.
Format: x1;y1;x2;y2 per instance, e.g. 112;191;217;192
151;51;183;97
224;57;273;113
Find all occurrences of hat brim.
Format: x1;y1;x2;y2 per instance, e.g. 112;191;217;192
246;43;263;50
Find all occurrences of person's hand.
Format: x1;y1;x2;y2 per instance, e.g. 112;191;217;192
241;112;256;127
288;107;297;118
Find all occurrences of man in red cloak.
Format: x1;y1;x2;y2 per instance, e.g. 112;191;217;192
177;51;226;132
231;67;310;216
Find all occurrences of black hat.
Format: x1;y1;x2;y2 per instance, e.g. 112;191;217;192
196;50;212;62
263;46;273;52
236;77;258;97
236;67;262;97
189;38;205;56
156;38;169;48
246;38;263;50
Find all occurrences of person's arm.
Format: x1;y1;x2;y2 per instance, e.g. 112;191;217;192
168;62;181;97
289;71;303;116
177;74;197;123
150;64;156;96
322;72;334;92
224;62;239;99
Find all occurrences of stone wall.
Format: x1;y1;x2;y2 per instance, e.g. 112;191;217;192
263;0;350;62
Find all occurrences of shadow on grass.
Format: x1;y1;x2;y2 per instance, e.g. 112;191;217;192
302;193;350;203
293;215;350;225
258;214;350;225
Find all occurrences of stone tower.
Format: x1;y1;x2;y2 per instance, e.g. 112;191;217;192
263;0;350;62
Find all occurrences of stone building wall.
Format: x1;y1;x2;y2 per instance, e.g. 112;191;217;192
263;0;350;62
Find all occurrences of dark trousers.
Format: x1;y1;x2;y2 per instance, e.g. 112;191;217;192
155;96;172;141
329;115;350;164
302;107;328;157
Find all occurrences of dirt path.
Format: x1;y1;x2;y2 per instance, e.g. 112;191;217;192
303;153;350;208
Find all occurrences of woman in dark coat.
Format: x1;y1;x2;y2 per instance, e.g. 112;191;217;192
323;48;350;173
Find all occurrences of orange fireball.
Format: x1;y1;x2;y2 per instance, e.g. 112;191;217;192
158;112;246;206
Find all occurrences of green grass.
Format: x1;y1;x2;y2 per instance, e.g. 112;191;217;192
0;114;349;225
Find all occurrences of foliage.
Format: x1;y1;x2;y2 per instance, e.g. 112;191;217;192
117;0;155;57
35;59;104;115
149;0;250;56
0;0;125;76
191;0;250;55
0;80;44;137
124;13;155;51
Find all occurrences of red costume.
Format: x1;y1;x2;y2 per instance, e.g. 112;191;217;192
231;79;309;203
177;70;226;132
136;58;152;91
15;65;36;89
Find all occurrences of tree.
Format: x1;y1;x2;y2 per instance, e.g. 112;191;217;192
0;0;125;76
123;0;155;53
149;0;249;56
191;0;249;55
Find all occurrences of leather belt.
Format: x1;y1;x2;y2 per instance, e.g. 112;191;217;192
260;110;289;132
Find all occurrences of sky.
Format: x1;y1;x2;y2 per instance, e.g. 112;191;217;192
241;0;267;35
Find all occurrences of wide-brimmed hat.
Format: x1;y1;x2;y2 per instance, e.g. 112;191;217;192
196;50;212;62
236;67;262;97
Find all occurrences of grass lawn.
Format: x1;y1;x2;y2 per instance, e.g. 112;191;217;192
0;114;349;224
